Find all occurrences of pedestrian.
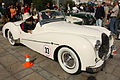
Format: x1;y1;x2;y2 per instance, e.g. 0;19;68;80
109;1;119;38
79;4;84;11
53;4;58;10
10;5;17;22
84;4;89;12
104;4;109;26
102;2;105;8
30;3;37;16
66;3;71;15
59;4;64;12
1;3;8;24
45;3;51;10
95;2;105;26
15;2;21;20
72;4;80;13
20;3;24;20
7;5;11;22
23;4;30;14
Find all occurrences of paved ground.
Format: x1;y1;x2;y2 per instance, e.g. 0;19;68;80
0;24;120;80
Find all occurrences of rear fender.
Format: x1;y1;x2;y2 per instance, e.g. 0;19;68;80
2;22;20;40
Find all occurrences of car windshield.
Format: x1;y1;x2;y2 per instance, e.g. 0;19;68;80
39;10;64;24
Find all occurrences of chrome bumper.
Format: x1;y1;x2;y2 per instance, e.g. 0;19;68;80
86;61;106;73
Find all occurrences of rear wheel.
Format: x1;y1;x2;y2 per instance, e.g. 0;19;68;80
58;47;81;74
7;30;16;46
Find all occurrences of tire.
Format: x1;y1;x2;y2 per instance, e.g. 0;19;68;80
58;47;81;74
7;30;16;46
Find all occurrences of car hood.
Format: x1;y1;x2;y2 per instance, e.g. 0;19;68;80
43;21;102;39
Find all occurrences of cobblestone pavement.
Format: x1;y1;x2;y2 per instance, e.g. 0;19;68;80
0;27;120;80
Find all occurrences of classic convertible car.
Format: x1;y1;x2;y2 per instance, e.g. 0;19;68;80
2;10;116;74
71;12;96;25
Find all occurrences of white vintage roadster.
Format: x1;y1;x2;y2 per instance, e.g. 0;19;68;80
2;10;115;74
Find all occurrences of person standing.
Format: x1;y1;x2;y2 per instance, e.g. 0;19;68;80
1;3;8;24
79;4;84;11
20;3;24;20
23;4;30;14
84;4;89;12
30;3;37;16
95;3;105;26
53;4;58;10
104;4;109;26
66;4;70;14
72;4;79;13
45;3;51;10
59;4;64;12
109;1;119;37
15;2;21;20
10;5;17;22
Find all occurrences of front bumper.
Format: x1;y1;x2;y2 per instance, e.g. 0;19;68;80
86;60;106;73
86;45;117;73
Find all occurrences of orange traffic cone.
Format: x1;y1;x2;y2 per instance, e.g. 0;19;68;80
24;54;34;68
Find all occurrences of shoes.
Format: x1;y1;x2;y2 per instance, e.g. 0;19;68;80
113;35;118;39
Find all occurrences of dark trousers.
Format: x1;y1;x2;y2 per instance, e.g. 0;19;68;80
109;17;118;34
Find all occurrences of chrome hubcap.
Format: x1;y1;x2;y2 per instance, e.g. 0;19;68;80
61;51;75;69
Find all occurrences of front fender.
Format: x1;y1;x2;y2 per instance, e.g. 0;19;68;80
52;33;96;71
2;22;20;40
84;25;110;36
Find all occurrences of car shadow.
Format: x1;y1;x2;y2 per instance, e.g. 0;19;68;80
14;43;25;47
0;26;2;31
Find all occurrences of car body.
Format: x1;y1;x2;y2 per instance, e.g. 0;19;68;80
2;10;115;74
71;12;96;25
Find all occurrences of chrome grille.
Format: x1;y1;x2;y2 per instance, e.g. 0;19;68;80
98;33;109;59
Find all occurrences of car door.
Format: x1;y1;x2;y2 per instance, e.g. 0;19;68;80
20;22;55;58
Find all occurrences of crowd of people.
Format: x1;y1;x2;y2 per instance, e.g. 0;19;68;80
0;2;37;23
0;1;120;37
66;1;120;38
66;1;119;26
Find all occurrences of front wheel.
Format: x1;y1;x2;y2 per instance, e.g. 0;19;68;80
7;30;16;46
58;47;81;74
